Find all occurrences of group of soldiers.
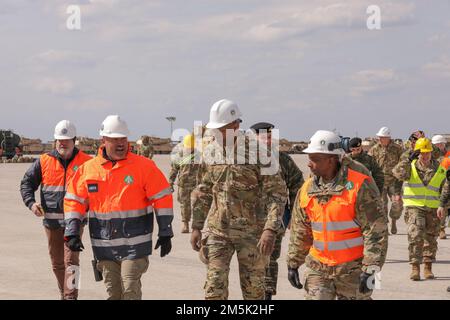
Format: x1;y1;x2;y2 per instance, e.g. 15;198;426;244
17;98;450;300
169;101;450;299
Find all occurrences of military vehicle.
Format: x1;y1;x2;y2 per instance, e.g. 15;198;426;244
0;130;21;159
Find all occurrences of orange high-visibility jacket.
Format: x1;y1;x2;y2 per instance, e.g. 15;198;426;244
64;147;173;261
20;149;91;229
300;169;368;266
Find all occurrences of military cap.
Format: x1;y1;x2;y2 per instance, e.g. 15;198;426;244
250;122;275;133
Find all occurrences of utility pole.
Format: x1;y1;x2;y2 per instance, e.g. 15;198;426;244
166;116;176;141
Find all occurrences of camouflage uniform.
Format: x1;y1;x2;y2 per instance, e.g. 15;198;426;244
392;158;443;264
350;151;384;192
192;134;287;300
441;179;450;208
169;148;202;223
138;136;154;159
436;149;450;234
287;162;388;300
368;141;404;221
265;151;304;296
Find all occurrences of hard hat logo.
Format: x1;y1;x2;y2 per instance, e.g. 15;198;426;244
61;128;68;134
231;110;235;116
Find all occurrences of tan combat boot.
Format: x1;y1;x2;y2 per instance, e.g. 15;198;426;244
424;262;435;279
390;220;397;235
410;264;420;281
439;229;447;240
181;221;189;233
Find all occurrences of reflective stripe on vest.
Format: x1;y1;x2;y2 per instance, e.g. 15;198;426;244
40;151;90;219
300;168;367;266
91;233;152;247
402;160;447;209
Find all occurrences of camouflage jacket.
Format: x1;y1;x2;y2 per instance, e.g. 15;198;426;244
279;151;304;212
138;144;154;159
441;179;450;208
168;149;202;187
287;162;388;273
368;141;403;192
350;151;384;192
191;136;287;237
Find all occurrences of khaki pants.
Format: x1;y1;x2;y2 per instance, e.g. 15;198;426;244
97;257;149;300
44;226;82;300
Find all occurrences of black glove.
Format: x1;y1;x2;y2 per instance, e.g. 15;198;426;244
408;150;420;162
446;169;450;181
288;267;303;289
65;236;84;252
155;236;172;257
359;272;374;294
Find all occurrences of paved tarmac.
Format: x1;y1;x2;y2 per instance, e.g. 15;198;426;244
1;155;449;300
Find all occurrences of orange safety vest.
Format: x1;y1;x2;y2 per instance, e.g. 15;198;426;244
300;169;368;266
441;156;450;172
64;146;173;261
40;150;91;221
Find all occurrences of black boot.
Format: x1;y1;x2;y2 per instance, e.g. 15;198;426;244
265;292;272;300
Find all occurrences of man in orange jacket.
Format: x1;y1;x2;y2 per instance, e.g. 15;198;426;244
287;130;388;300
64;115;173;300
20;120;91;300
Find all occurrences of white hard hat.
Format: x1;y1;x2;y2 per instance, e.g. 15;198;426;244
303;130;344;155
432;134;446;145
54;120;76;140
376;126;391;137
206;99;242;129
99;115;130;138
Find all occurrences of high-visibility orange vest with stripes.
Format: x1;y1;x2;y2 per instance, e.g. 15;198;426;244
300;169;368;266
64;147;174;261
40;150;91;220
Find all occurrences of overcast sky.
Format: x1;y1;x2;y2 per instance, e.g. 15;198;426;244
0;0;449;142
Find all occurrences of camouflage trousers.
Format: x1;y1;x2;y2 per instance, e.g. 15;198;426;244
381;185;403;221
204;230;268;300
264;231;284;295
177;185;195;222
439;208;450;233
406;207;440;264
303;256;371;300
